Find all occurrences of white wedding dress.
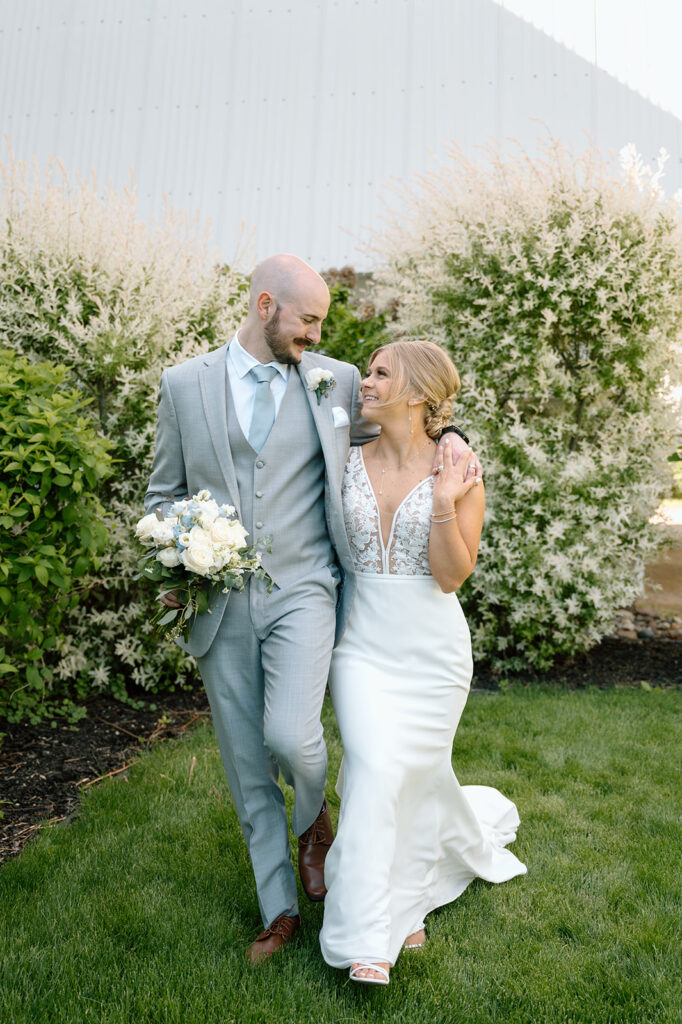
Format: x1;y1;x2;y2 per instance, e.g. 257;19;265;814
319;446;527;968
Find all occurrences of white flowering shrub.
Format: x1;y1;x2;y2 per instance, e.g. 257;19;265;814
373;142;682;671
0;153;249;705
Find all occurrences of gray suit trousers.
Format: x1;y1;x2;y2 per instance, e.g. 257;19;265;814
197;566;338;927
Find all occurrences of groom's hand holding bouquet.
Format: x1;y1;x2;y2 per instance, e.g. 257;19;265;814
135;490;271;641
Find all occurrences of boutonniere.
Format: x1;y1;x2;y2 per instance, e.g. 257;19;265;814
305;368;336;405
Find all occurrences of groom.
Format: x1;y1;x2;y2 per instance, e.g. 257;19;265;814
144;254;376;962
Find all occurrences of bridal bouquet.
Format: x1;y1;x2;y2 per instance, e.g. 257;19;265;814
135;490;270;641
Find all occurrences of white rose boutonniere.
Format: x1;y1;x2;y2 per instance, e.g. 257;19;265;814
305;367;336;405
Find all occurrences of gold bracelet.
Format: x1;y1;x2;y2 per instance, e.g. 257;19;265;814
430;514;457;524
430;506;456;517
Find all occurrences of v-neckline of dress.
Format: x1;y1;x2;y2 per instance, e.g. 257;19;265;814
359;447;433;570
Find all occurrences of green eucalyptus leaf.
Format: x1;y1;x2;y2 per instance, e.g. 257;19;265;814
158;608;179;626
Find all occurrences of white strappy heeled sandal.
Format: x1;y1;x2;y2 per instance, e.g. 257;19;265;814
349;962;390;986
403;928;426;950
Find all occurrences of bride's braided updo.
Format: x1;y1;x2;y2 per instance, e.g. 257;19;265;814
367;340;460;439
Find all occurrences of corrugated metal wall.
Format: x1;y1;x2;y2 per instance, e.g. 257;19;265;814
1;0;680;269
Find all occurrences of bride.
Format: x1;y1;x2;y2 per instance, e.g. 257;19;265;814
319;340;527;985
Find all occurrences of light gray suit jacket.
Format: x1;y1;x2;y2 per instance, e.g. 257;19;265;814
144;345;376;656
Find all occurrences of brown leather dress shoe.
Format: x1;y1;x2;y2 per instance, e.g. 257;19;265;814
298;798;334;901
245;913;301;965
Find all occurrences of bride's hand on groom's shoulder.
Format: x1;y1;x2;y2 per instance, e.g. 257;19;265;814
433;433;483;483
432;438;482;508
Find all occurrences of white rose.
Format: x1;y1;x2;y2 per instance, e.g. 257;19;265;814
306;368;324;389
233;522;248;546
156;547;181;567
135;513;160;542
226;520;249;547
181;542;214;576
188;525;212;545
151;519;176;545
210;517;247;546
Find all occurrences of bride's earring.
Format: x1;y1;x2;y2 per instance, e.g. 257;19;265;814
408;407;414;436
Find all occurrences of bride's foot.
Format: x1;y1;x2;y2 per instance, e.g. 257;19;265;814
349;961;390;985
403;928;426;950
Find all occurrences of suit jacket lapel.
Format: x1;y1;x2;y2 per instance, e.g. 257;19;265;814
297;354;338;479
297;356;354;573
199;349;241;514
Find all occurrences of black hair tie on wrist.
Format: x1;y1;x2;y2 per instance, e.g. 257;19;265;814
439;424;470;445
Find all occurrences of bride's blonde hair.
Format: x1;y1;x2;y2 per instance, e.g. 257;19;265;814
368;340;460;439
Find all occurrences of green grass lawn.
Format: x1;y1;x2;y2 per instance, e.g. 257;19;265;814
1;687;680;1024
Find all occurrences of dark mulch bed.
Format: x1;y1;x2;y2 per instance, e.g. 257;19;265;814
0;687;210;864
473;637;682;689
1;638;680;865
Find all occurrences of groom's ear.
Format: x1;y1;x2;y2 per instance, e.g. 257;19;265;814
257;291;275;320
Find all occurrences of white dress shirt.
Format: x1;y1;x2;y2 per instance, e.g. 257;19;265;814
226;332;290;439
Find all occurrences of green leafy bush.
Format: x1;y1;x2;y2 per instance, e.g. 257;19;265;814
0;152;249;713
0;351;112;721
373;142;682;672
319;267;390;370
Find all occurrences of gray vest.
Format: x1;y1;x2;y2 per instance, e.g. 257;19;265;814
225;367;335;587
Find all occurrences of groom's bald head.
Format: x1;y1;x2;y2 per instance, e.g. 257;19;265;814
249;253;329;310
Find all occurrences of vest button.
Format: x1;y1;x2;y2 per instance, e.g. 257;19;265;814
255;460;265;468
255;521;264;530
255;490;263;498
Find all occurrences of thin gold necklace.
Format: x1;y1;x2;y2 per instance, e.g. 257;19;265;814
370;438;432;496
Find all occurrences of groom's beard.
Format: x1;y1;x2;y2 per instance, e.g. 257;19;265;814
264;305;307;365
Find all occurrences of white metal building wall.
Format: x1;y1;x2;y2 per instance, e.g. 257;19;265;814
0;0;680;269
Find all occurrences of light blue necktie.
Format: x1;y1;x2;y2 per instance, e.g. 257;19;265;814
248;365;278;451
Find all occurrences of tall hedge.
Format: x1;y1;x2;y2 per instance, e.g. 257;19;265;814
0;352;112;721
0;153;249;711
372;142;682;671
319;267;390;369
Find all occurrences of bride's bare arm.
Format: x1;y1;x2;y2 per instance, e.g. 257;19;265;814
428;439;485;593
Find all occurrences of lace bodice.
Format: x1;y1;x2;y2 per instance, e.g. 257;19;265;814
342;446;434;576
